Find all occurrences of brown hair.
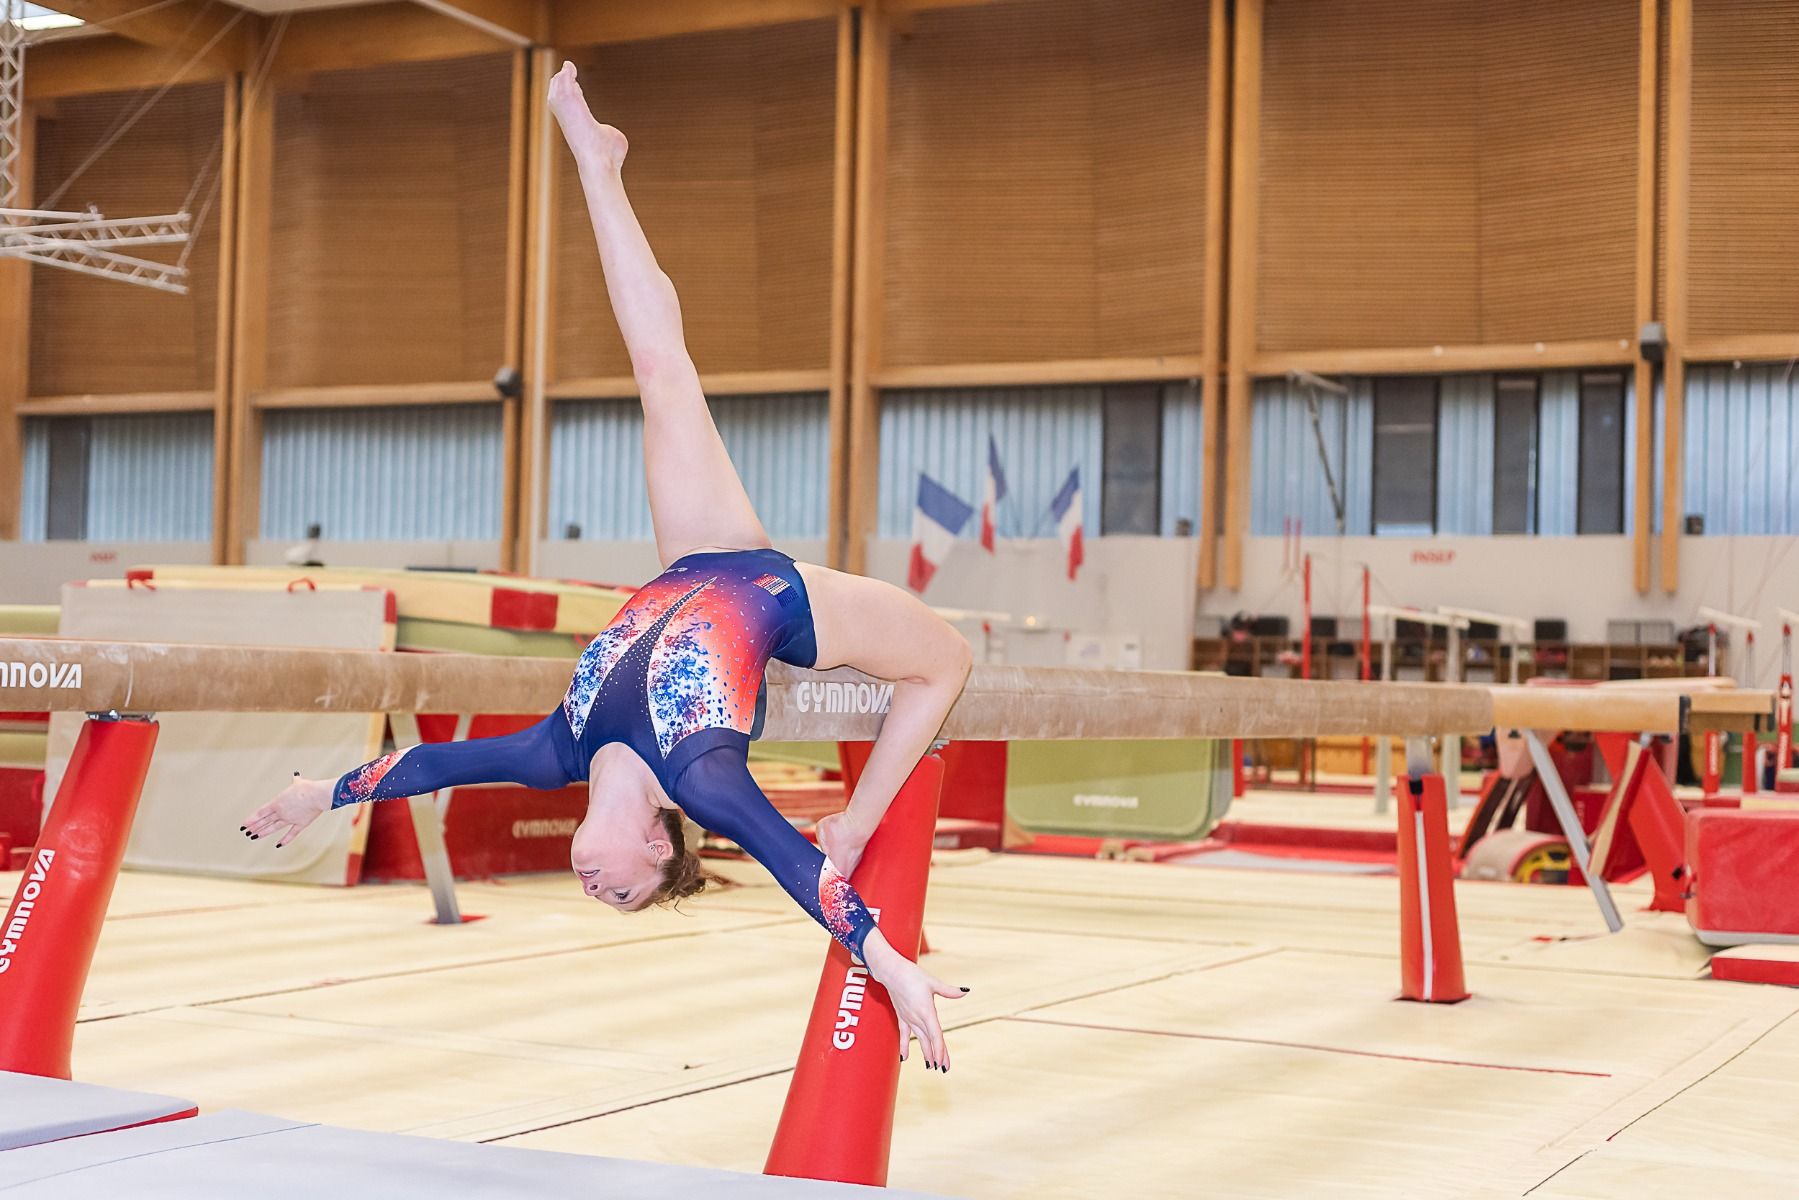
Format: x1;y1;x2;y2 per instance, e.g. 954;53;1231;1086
645;808;723;909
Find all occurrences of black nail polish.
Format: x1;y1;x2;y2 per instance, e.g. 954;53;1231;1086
960;987;970;993
250;834;259;840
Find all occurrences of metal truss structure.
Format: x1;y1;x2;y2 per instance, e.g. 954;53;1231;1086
0;0;193;294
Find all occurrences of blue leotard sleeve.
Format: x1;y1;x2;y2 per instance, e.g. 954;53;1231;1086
672;745;878;959
332;712;578;808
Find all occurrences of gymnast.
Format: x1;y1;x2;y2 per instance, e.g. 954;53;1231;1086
241;62;972;1073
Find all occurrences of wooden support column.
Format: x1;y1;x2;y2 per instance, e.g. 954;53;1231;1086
1661;0;1691;594
499;48;529;573
226;67;276;564
844;1;889;577
1196;0;1228;591
0;104;33;541
1631;0;1658;595
1222;0;1261;591
210;81;240;564
825;7;857;570
515;44;559;574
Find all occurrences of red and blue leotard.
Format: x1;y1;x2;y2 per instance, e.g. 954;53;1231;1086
329;548;878;957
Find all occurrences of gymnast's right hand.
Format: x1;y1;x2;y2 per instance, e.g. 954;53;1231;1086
861;930;966;1073
241;776;332;848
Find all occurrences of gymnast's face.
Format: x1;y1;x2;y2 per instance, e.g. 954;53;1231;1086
571;745;673;911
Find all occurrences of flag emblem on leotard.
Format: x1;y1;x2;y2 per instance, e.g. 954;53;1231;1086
752;573;789;596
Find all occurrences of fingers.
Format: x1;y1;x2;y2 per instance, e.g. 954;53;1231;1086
896;1019;912;1062
922;1011;947;1073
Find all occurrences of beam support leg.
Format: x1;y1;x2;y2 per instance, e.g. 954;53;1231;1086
0;714;159;1078
766;753;944;1187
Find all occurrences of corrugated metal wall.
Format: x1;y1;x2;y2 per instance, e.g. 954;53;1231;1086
260;405;503;540
87;413;214;541
1437;374;1494;535
1159;382;1206;537
18;420;48;542
1685;361;1799;534
1250;376;1373;536
549;393;830;541
878;388;1105;539
15;414;211;542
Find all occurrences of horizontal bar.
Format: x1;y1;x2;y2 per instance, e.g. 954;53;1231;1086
0;638;1496;739
1369;605;1469;630
872;356;1208;390
1683;334;1799;364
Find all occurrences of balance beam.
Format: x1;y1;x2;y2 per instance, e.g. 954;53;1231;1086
0;637;1495;739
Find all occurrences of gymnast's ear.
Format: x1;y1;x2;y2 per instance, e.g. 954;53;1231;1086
648;837;674;863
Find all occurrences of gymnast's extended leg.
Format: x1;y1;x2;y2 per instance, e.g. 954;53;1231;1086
548;63;768;568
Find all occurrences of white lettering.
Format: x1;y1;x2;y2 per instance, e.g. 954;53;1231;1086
0;848;54;975
1073;794;1140;809
834;1010;859;1031
511;818;579;840
3;662;81;690
796;684;811;713
832;1030;853;1050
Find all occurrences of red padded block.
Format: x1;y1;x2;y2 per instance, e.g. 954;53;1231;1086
488;588;559;631
1686;809;1799;945
1710;944;1799;987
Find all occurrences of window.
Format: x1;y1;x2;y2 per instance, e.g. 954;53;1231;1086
1577;372;1626;534
1371;377;1438;535
45;419;91;541
1492;377;1540;534
1100;384;1162;535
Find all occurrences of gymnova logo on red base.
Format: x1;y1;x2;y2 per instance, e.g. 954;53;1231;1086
0;848;56;975
794;680;894;716
1;661;83;689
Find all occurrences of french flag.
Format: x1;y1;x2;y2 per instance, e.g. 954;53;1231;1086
1049;466;1084;582
908;473;975;594
980;436;1008;553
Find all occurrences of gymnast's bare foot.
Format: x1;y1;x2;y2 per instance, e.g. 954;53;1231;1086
548;62;627;171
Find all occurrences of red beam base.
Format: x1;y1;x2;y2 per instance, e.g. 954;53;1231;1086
765;754;944;1188
1396;772;1470;1004
0;716;159;1079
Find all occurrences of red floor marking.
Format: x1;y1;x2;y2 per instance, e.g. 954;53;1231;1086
1007;1016;1612;1078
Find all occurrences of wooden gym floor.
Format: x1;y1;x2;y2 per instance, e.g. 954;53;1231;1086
5;793;1797;1198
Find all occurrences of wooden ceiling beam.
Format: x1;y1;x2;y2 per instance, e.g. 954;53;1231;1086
43;0;263;74
269;2;516;78
550;0;844;48
407;0;542;47
22;33;231;100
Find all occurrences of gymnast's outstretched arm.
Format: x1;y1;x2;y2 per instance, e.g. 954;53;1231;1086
241;713;577;847
674;747;965;1070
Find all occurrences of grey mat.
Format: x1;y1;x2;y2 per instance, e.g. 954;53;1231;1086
0;1072;196;1153
0;1108;950;1198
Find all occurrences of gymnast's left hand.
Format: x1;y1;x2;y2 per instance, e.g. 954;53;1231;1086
240;776;332;849
816;809;873;879
861;931;966;1073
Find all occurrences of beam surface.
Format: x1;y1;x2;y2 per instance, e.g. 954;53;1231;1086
0;638;1496;739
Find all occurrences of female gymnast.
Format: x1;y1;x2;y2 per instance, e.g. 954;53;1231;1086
242;62;973;1073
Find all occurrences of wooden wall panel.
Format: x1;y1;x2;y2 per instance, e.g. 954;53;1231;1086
881;0;1208;369
28;84;225;396
552;21;837;382
266;54;511;389
1258;0;1638;354
1687;0;1799;340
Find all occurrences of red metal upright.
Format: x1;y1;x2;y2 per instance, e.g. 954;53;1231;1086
1396;771;1469;1003
765;753;945;1187
0;716;159;1078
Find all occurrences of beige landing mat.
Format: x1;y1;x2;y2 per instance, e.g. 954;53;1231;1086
11;849;1798;1198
